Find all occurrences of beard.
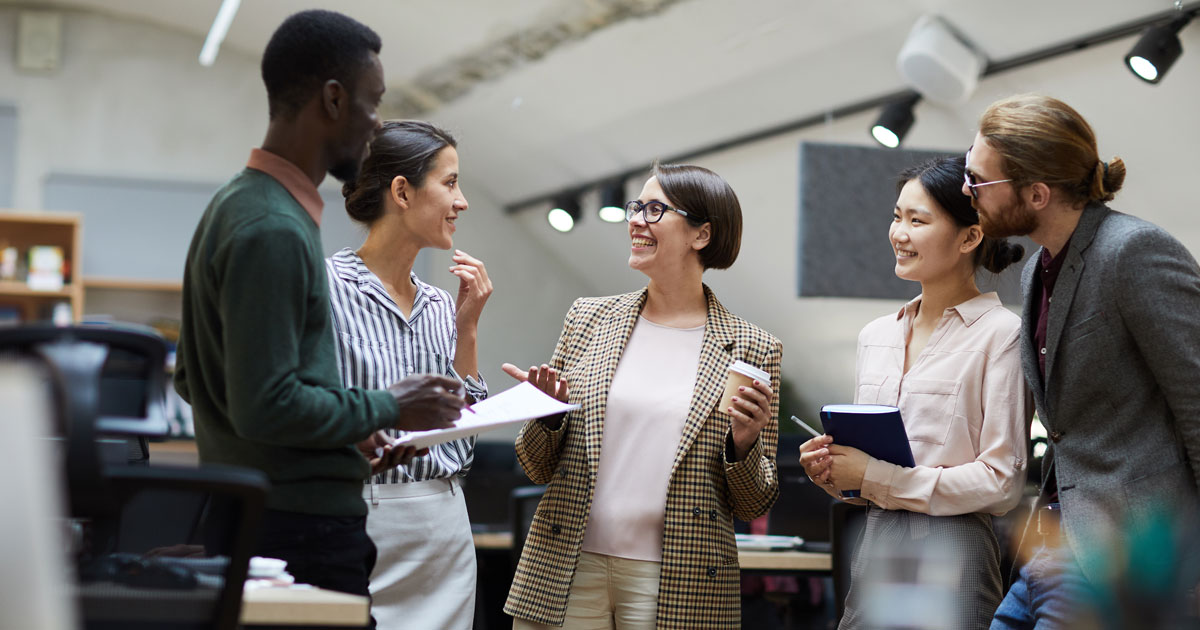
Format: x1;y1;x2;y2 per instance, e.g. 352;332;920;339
976;196;1038;239
328;156;362;185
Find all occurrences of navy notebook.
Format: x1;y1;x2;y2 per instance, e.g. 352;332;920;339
819;404;916;497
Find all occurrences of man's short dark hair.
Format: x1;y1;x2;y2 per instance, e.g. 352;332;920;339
261;10;382;120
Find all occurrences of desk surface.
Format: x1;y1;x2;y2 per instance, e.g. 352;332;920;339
242;585;369;626
472;532;830;572
78;581;368;627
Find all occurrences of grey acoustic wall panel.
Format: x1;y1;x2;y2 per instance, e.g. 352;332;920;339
44;173;219;282
0;104;16;208
797;142;1032;304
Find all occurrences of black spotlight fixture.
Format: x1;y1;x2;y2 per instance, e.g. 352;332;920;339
1125;15;1192;84
547;194;582;233
870;94;920;149
597;182;626;223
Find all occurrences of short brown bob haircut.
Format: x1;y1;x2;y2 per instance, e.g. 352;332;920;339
653;162;742;270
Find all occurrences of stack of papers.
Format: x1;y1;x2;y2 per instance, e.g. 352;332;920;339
393;381;579;449
735;534;804;551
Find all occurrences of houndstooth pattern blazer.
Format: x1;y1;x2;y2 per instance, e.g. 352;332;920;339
504;286;782;629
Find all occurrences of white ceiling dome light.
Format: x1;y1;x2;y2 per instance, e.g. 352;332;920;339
896;15;986;106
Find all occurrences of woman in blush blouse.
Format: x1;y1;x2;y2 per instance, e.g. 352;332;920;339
503;163;782;630
801;156;1033;630
328;120;492;630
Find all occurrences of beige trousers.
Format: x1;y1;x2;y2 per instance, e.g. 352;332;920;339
512;551;661;630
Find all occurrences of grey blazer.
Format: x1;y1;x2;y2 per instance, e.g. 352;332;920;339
1021;202;1200;580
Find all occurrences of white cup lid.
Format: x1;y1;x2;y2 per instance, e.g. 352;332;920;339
728;360;769;382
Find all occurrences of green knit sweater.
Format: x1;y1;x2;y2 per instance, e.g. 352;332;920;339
175;168;398;516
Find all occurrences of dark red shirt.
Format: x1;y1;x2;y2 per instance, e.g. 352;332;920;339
1033;240;1070;502
1034;241;1071;380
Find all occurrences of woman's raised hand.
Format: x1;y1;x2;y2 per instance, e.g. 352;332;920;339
451;249;492;329
501;363;569;403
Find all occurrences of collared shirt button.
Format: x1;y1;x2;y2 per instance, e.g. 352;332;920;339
707;567;717;578
1040;347;1047;355
709;509;718;521
692;507;702;516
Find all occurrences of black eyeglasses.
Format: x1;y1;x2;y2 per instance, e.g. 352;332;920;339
624;200;691;223
963;148;1013;200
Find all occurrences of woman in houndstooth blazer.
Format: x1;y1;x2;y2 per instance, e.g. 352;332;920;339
503;163;783;630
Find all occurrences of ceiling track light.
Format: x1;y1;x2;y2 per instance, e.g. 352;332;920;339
1125;14;1193;83
870;94;920;149
597;182;626;223
198;0;241;67
547;194;582;232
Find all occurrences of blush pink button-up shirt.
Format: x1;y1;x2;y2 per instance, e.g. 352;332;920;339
852;292;1032;516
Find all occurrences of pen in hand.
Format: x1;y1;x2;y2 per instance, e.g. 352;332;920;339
790;415;823;439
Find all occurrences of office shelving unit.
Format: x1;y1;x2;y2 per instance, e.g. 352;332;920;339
0;210;83;322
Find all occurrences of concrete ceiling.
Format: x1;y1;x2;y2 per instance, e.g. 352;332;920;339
9;0;1187;205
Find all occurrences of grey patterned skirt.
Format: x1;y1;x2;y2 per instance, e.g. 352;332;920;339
838;506;1002;630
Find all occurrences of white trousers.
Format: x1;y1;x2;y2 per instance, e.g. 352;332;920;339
364;477;476;630
512;551;661;630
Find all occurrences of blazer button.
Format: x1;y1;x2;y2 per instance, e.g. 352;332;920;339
551;524;562;535
707;567;717;578
692;507;702;516
709;509;718;521
1050;431;1063;443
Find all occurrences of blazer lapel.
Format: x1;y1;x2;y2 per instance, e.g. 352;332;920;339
586;289;647;475
670;286;734;477
1019;255;1047;413
1043;203;1109;391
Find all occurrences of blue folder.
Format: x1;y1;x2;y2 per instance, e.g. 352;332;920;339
819;404;916;497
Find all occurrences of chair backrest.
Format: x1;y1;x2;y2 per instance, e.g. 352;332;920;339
0;323;169;435
830;501;868;623
509;485;547;564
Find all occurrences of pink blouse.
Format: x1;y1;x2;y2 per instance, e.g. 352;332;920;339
853;292;1032;516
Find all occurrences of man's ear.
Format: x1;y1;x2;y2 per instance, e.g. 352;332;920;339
390;175;410;209
322;79;346;121
692;222;712;251
1026;181;1052;211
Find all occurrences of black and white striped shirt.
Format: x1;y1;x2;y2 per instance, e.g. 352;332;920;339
326;248;487;484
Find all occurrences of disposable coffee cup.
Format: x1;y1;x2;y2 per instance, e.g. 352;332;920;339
718;360;770;413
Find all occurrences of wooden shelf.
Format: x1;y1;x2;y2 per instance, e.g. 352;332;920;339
84;277;182;292
0;280;76;298
0;209;80;225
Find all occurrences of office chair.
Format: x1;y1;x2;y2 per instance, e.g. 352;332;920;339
829;501;868;623
0;324;270;630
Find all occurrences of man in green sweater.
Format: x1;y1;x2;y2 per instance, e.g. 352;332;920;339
174;10;463;614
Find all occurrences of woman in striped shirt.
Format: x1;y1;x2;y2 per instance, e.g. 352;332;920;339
327;120;492;630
